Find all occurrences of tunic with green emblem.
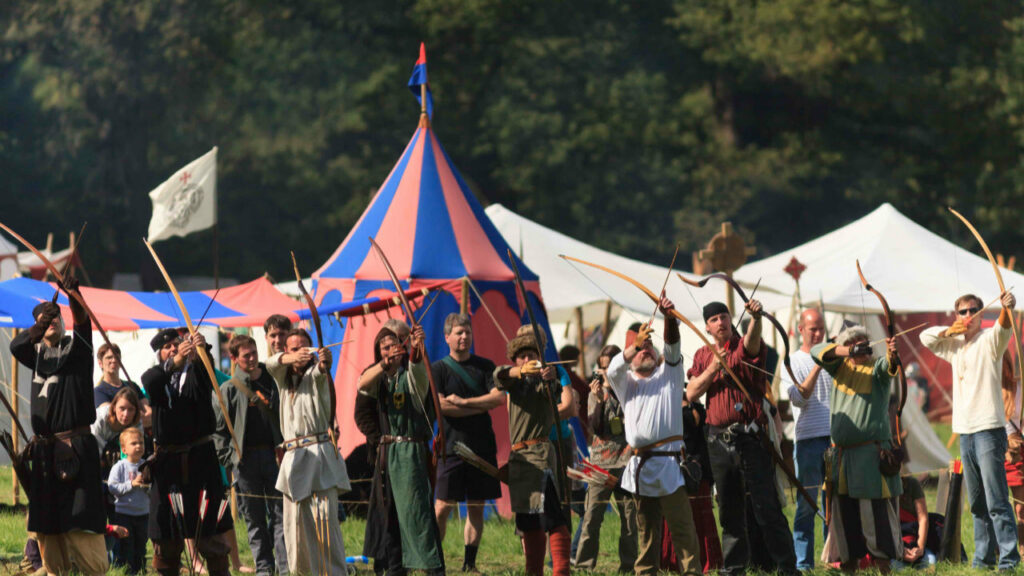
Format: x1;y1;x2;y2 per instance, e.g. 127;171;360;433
369;359;444;571
494;366;559;514
811;343;902;500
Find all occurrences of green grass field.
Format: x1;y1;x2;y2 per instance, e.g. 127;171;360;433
0;423;999;575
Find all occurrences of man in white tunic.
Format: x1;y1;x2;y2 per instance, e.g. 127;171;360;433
606;296;700;575
266;328;351;575
920;292;1020;570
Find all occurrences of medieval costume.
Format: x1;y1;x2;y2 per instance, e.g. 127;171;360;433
687;302;797;576
608;324;700;576
11;295;108;575
142;329;233;576
493;330;571;576
811;339;903;566
359;327;445;575
266;349;351;575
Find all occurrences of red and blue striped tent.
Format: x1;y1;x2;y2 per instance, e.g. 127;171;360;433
313;107;553;520
0;276;302;329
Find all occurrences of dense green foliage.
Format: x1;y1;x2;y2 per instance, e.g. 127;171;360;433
3;1;1024;286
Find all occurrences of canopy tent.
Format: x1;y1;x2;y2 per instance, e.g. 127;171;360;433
733;203;1024;313
0;276;302;329
313;114;555;517
485;204;792;322
0;275;439;331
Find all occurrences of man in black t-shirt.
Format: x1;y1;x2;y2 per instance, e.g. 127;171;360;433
432;313;504;572
213;334;286;576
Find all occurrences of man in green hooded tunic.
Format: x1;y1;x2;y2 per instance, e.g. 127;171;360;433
811;323;903;572
357;323;445;575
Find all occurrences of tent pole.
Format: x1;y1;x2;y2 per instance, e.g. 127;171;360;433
575;307;585;377
11;328;18;505
601;301;612;347
460;278;469;315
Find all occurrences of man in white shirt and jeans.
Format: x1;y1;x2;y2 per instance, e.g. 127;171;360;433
606;295;699;575
920;291;1020;570
783;308;831;571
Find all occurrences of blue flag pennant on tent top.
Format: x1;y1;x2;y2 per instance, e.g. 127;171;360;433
408;42;434;120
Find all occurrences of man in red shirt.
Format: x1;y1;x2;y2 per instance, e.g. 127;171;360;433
686;300;797;576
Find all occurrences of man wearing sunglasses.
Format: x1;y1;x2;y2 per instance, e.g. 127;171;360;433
920;291;1019;570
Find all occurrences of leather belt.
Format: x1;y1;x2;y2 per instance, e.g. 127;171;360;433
34;425;90;444
379;435;426;445
281;432;330;452
158;435;213;454
709;422;758;444
631;435;684;456
511;437;546;452
630;435;684;493
154;435;213;485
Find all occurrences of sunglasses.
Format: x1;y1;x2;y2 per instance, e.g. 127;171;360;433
957;307;981;317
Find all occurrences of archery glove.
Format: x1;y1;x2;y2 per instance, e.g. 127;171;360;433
28;303;61;342
849;342;872;357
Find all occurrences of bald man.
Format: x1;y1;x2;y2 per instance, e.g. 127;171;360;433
782;308;832;571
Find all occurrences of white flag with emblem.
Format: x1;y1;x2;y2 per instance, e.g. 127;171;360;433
147;147;218;243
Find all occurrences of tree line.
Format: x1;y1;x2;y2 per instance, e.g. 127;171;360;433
2;0;1023;287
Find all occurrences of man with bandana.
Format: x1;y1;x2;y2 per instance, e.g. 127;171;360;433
142;328;233;576
10;276;108;575
686;300;798;576
267;328;351;575
357;323;445;576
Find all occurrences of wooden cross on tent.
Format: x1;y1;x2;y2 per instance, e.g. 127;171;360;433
694;222;756;314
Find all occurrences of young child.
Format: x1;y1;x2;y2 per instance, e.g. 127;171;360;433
107;427;149;574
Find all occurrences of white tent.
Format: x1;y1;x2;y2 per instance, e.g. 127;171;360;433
734;203;1024;313
0;236;16;282
487;202;951;474
485;204;792;322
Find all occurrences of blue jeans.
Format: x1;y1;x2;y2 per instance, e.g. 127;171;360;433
792;436;829;570
961;427;1020;569
236;448;289;575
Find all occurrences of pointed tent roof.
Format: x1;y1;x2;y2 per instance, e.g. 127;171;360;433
314;121;535;283
734;203;1024;313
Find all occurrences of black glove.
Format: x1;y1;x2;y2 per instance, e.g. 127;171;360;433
58;273;79;294
849;342;873;357
28;302;60;342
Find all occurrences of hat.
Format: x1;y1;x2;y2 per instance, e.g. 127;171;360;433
507;333;543;360
32;301;58;320
373;327;400;363
702;302;730;322
150;328;181;351
621;322;640;349
836;324;868;346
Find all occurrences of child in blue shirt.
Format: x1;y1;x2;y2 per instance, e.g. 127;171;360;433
107;427;149;574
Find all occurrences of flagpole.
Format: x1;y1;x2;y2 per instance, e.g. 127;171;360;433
213;223;219;289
